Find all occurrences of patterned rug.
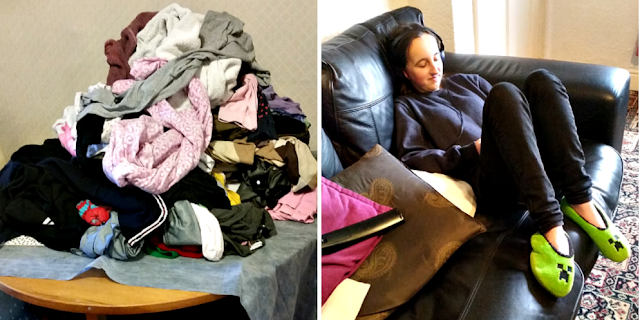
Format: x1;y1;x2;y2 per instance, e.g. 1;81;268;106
576;91;639;320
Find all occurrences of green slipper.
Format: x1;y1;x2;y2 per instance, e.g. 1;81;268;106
530;232;575;297
560;198;630;262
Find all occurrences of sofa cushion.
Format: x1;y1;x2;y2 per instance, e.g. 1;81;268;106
330;144;486;316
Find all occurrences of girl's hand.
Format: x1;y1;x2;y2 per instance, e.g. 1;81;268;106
475;139;481;154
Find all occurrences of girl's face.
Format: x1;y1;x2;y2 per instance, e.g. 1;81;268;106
403;33;443;93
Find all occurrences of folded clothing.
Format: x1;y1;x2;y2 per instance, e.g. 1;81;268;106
267;188;317;223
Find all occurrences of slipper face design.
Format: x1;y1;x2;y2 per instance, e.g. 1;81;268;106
608;235;625;251
560;198;630;263
530;232;574;297
557;263;572;282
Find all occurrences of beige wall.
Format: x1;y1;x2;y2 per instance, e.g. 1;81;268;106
408;0;455;52
0;146;5;167
0;0;317;165
319;0;409;42
319;0;456;50
544;0;638;89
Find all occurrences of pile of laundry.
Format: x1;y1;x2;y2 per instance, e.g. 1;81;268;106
0;4;317;262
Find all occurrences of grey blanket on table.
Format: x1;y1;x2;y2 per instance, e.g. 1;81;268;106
0;220;316;320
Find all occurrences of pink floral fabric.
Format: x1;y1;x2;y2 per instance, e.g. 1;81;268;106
103;58;212;194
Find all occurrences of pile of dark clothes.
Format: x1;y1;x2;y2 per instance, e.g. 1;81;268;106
0;4;317;262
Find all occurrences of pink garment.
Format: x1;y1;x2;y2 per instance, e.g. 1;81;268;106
218;74;258;130
321;178;390;304
57;123;76;157
267;188;317;223
103;58;212;194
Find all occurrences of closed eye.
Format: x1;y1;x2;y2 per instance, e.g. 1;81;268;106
415;59;428;67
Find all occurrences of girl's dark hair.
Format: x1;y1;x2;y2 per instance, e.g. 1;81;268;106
386;23;444;94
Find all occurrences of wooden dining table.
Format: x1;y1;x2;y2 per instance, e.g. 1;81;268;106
0;268;225;319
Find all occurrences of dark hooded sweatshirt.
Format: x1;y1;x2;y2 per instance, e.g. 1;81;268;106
394;73;492;187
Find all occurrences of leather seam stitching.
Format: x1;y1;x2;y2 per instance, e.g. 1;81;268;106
327;62;343;162
369;107;381;144
335;92;393;114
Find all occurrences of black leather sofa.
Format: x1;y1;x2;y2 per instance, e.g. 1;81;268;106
321;7;629;320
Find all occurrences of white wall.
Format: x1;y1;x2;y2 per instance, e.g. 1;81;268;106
544;0;638;89
319;0;409;42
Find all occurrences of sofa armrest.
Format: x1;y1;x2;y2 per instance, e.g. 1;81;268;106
445;53;630;152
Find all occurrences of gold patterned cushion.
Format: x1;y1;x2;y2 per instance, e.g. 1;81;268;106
330;145;486;317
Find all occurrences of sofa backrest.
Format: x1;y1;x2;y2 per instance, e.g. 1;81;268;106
322;7;630;170
321;6;423;169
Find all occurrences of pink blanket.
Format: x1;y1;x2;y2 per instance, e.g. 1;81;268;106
103;58;213;194
321;178;390;304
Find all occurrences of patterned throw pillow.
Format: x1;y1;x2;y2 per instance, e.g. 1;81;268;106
329;145;487;317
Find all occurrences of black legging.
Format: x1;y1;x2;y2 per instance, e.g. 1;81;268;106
478;69;592;234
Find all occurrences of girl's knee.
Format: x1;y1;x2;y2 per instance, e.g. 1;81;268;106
484;82;528;118
487;82;523;107
525;69;561;93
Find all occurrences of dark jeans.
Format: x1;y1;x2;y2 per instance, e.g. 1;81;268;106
477;69;592;234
